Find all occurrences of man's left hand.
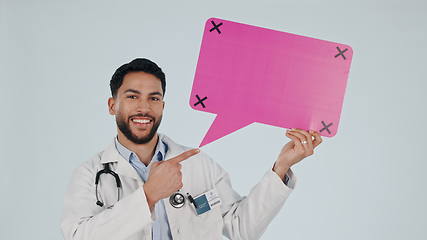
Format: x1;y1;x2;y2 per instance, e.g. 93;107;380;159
273;129;323;180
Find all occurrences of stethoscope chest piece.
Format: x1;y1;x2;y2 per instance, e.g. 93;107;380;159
169;192;185;208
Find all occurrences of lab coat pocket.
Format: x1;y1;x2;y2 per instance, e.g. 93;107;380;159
190;198;223;239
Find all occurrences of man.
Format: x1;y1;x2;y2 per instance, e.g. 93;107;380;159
61;58;322;240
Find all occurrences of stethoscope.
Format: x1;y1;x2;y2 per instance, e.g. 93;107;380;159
95;163;121;207
95;163;196;209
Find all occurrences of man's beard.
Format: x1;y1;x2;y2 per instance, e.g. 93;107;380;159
116;113;162;144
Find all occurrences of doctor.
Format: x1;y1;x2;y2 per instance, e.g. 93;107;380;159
61;58;322;240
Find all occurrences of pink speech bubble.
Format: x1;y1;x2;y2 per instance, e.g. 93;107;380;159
190;17;353;147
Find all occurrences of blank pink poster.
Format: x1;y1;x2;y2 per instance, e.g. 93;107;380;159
190;17;353;147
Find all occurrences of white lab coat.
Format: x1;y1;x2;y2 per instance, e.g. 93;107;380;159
61;134;296;240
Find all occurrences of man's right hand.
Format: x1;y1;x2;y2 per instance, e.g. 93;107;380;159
143;148;200;211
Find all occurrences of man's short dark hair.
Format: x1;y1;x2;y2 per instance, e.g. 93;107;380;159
110;58;166;98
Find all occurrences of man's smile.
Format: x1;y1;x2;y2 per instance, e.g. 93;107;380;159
130;117;153;129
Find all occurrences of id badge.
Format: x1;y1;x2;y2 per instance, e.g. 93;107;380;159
193;188;221;215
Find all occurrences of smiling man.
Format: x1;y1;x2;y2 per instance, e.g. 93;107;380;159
109;70;166;165
61;58;323;240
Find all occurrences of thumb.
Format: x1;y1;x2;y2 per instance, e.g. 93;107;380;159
150;161;162;168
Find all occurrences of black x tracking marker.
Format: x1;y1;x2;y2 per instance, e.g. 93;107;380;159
334;46;348;60
209;20;223;34
319;121;333;134
194;94;208;108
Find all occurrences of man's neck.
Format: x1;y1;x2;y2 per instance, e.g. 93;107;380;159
117;131;159;166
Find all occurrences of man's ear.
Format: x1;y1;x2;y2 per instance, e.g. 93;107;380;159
108;97;116;115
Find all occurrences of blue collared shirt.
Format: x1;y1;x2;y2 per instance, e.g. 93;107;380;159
114;134;172;240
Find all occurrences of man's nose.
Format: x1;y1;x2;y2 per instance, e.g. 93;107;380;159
136;99;151;112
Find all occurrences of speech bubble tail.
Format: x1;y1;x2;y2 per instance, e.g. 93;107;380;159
199;114;252;147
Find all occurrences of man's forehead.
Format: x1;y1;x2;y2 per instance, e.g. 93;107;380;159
120;73;163;92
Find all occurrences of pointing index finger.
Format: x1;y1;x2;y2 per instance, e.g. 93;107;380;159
169;148;200;164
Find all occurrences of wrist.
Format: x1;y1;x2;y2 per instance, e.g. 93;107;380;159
143;183;158;210
272;162;290;180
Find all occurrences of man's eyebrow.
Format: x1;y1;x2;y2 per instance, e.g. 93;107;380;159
148;91;163;97
123;89;141;94
123;89;163;97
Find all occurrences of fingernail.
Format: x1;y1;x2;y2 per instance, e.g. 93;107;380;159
309;130;314;134
195;149;200;153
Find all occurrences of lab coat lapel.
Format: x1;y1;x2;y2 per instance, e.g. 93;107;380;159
162;135;186;160
100;141;141;182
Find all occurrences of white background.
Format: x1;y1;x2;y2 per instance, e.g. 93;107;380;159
1;0;426;239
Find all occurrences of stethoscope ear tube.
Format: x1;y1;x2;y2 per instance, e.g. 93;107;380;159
95;163;121;207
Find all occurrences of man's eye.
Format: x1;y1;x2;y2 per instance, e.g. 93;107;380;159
127;95;137;99
151;97;160;101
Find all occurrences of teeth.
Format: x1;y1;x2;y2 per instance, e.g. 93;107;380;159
132;119;151;124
